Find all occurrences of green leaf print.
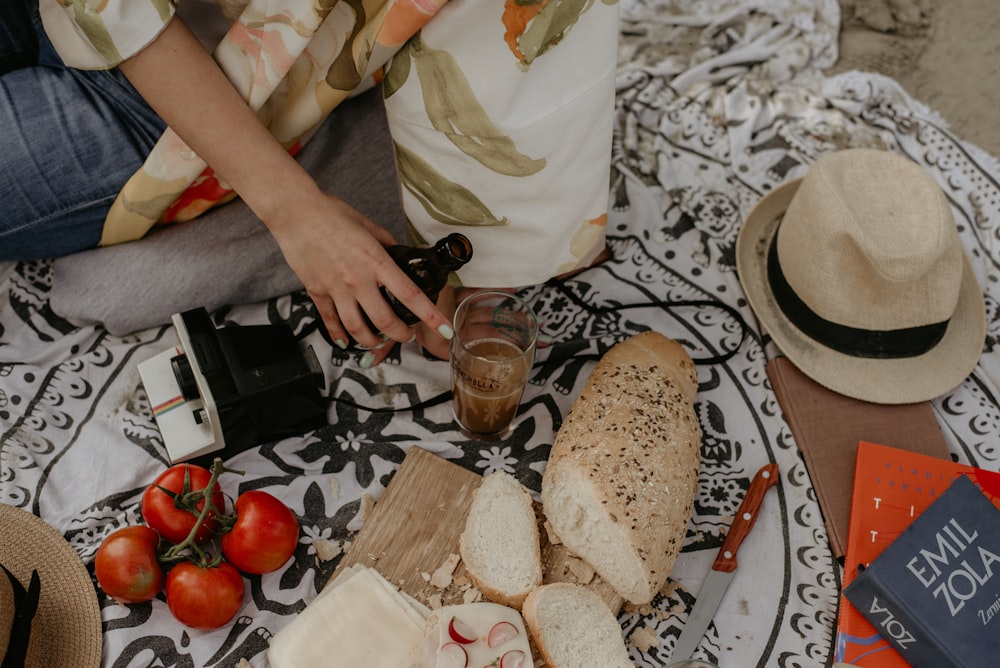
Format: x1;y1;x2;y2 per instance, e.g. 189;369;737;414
383;40;414;99
394;142;508;227
410;37;546;177
519;0;594;66
150;0;173;22
70;6;122;64
325;0;367;91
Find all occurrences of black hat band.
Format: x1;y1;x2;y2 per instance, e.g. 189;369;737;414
766;225;948;359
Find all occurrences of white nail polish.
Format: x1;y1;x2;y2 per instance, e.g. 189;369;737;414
359;351;376;369
438;324;454;339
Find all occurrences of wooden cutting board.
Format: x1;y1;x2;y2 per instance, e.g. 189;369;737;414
328;446;623;612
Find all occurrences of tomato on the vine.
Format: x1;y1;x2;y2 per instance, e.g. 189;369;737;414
165;560;245;630
221;490;299;574
94;525;164;604
142;463;225;544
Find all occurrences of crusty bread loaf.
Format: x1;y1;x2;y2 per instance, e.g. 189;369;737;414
522;583;632;668
541;331;701;604
460;471;543;609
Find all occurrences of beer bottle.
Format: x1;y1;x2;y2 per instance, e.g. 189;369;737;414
382;233;474;325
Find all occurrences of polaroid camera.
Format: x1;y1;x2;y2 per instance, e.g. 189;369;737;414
139;308;326;465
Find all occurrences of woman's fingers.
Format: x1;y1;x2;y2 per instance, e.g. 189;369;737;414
412;285;478;360
356;334;400;369
317;282;426;363
310;291;350;350
268;193;459;365
379;273;455;343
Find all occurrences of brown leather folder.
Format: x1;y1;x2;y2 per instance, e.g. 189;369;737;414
765;356;951;560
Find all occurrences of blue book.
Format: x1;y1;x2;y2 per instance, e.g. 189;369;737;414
843;474;1000;668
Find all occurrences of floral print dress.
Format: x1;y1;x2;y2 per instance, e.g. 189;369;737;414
39;0;618;286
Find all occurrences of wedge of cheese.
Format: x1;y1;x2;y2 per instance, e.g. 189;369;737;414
268;565;427;667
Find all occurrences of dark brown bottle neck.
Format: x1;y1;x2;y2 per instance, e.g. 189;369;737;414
433;233;473;272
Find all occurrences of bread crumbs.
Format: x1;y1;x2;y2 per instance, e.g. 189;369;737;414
630;624;660;652
430;553;460;589
312;538;342;561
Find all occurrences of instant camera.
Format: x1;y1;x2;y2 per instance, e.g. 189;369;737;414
138;308;326;465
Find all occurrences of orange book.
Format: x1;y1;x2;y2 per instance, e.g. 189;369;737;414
835;441;1000;666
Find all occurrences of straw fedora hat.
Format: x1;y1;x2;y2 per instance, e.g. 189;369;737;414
736;148;986;404
0;504;102;667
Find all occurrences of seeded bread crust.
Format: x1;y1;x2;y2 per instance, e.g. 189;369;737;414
541;331;701;604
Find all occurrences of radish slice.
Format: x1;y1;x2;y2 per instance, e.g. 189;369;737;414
437;642;469;668
487;621;519;648
499;650;526;668
448;616;478;645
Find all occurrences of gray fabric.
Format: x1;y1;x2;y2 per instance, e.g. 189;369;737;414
50;86;405;336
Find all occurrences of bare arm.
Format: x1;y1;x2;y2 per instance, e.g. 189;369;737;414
118;16;452;358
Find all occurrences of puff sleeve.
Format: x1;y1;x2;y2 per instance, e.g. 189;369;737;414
39;0;176;69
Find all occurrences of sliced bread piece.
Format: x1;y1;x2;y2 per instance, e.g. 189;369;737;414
522;583;632;668
460;471;542;609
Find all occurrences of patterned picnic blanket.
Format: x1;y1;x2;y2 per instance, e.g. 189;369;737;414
3;0;999;666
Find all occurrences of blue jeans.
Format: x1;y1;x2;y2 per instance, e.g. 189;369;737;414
0;0;167;260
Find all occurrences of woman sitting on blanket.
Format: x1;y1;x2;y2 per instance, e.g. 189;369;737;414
0;0;619;365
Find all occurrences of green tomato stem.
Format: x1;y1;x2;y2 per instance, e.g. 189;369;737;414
159;458;244;567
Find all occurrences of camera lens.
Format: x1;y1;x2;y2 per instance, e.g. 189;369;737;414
170;354;200;400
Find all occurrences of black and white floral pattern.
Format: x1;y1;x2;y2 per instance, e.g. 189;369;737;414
2;1;999;666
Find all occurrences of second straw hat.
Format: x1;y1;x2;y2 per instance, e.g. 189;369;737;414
735;148;985;404
0;504;102;668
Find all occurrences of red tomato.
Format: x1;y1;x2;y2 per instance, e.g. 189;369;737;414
221;491;299;575
142;464;225;544
165;561;245;630
94;525;164;604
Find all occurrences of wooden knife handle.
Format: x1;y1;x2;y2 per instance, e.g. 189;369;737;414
712;463;779;573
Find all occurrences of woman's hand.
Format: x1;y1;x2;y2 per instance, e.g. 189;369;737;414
266;190;454;361
119;16;454;365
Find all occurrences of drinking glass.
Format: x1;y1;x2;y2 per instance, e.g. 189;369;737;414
449;291;539;440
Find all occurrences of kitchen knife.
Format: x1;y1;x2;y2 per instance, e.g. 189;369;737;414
672;462;780;661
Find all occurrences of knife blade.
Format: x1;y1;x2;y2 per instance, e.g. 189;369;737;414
672;462;780;661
